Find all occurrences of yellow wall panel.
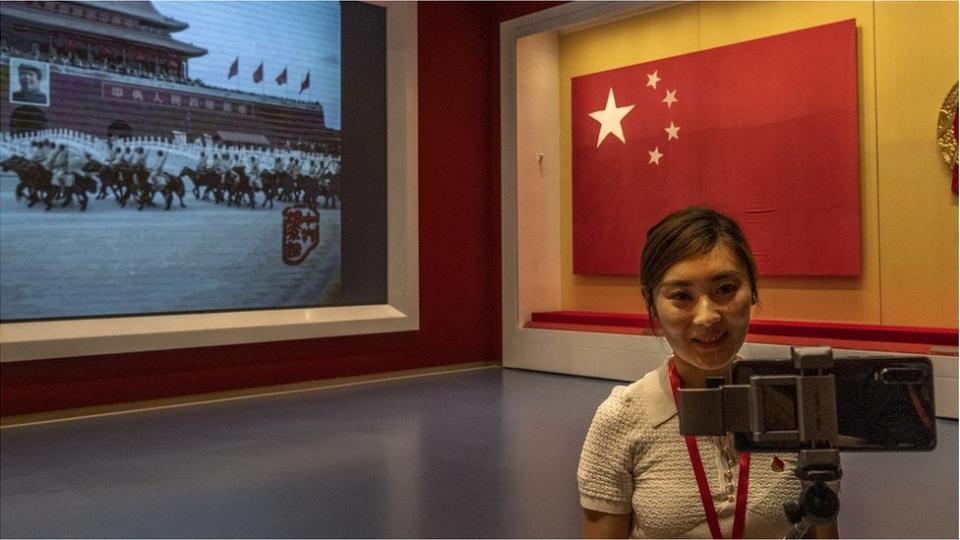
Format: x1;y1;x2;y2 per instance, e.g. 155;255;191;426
557;1;958;329
875;1;958;328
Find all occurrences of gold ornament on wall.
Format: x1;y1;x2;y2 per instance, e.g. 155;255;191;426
937;82;958;194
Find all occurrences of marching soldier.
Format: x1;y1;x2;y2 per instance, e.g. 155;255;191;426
130;147;151;207
105;146;121;167
308;159;323;179
120;146;133;166
29;140;47;164
41;140;57;169
149;150;168;189
196;151;209;173
50;143;73;189
248;156;262;190
133;147;147;177
114;146;133;185
210;152;222;174
286;156;299;178
218;152;236;184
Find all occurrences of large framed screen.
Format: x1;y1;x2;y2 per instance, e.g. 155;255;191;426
0;1;418;361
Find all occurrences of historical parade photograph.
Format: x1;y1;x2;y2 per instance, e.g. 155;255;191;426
0;1;344;321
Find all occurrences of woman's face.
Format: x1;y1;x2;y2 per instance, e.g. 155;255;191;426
653;244;753;374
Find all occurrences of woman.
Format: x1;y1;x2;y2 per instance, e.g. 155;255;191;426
577;207;838;539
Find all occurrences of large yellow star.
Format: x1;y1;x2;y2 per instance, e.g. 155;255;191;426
588;88;635;147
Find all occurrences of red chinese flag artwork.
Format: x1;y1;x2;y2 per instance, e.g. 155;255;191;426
572;20;861;276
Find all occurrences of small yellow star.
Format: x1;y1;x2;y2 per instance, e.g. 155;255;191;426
662;89;678;108
648;147;664;165
646;71;661;89
664;122;680;140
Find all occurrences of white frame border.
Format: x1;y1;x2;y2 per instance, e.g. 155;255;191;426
0;2;419;363
499;1;957;419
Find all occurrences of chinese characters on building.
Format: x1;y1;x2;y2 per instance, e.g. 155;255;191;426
101;83;254;115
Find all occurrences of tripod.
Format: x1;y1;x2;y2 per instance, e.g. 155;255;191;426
782;347;843;539
783;448;842;538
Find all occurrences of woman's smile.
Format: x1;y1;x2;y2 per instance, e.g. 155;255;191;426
690;330;728;349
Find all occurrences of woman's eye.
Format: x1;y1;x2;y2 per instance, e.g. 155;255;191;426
717;283;738;296
669;292;691;302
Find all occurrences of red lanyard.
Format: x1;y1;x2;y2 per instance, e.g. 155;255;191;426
669;361;751;539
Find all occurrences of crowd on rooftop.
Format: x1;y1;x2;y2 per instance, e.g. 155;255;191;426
1;38;325;106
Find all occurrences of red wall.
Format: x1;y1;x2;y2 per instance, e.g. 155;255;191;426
0;2;562;417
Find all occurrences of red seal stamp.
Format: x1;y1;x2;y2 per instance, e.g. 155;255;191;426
282;204;320;265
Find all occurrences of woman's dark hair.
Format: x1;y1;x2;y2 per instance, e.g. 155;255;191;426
640;207;758;318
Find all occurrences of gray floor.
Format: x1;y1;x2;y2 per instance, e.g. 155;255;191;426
1;367;956;538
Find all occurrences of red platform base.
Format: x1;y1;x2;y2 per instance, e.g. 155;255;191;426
527;311;958;356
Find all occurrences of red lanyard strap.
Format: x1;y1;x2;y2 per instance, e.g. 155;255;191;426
733;452;750;539
669;361;750;539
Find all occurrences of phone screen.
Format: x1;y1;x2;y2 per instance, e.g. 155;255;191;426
732;357;937;451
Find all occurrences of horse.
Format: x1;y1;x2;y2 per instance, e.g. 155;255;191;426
2;156;56;210
179;166;202;198
134;167;172;210
226;169;257;209
300;175;325;207
179;166;224;203
119;166;155;211
156;173;187;210
81;158;125;201
54;172;97;210
112;164;149;208
257;171;280;209
322;174;341;209
275;171;300;202
3;155;33;201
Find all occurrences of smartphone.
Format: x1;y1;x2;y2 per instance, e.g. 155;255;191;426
731;356;937;452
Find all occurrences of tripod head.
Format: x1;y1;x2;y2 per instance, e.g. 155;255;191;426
783;447;842;538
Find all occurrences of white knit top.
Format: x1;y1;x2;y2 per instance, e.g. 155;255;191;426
577;359;804;538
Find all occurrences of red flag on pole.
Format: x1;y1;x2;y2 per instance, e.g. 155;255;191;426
253;62;263;83
228;56;239;79
276;67;288;86
571;19;861;277
300;71;310;94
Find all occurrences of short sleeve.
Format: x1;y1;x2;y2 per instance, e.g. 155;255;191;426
577;387;638;515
